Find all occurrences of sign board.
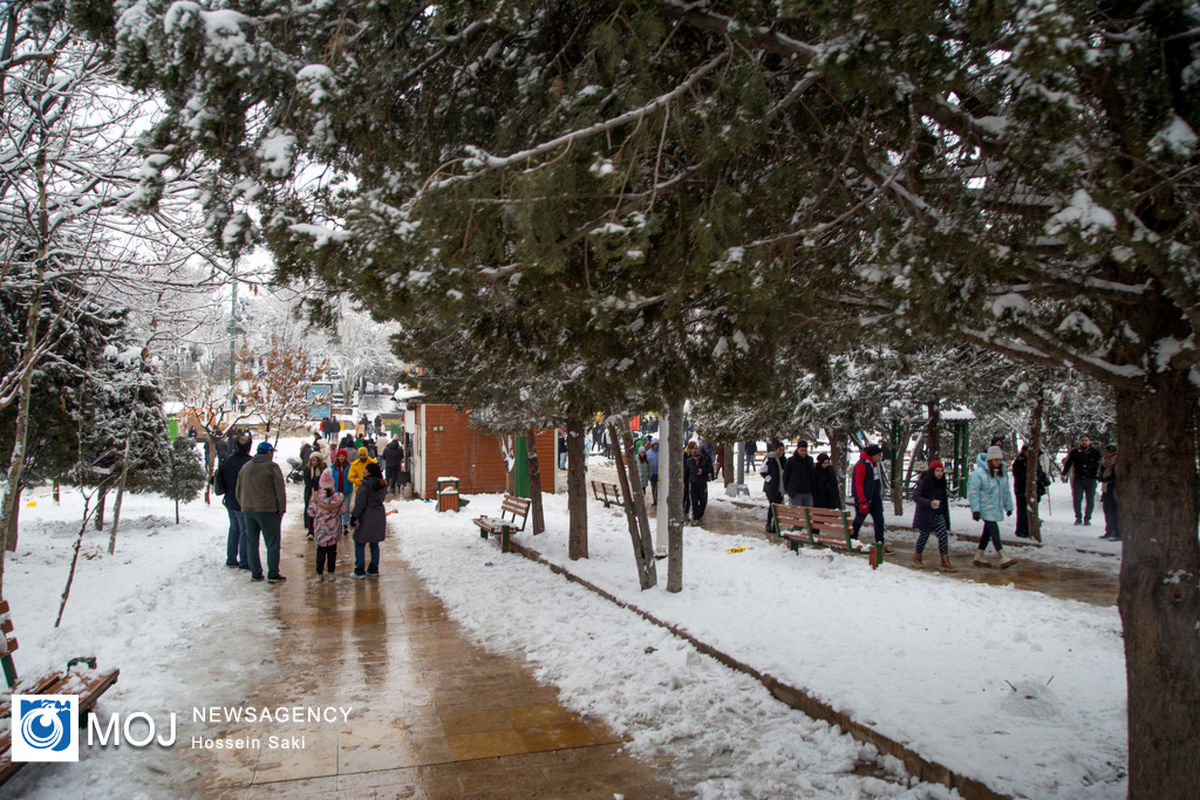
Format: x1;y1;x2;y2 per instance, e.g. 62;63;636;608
307;383;334;421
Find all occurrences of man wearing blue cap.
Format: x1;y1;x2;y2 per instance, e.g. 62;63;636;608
235;440;288;582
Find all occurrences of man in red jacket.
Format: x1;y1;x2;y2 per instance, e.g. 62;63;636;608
851;445;889;552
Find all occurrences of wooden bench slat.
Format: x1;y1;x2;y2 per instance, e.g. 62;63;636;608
771;503;864;557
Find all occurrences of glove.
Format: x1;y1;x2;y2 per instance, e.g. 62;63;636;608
972;512;981;521
1007;510;1013;517
857;502;869;515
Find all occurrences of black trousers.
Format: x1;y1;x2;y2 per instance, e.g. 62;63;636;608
688;481;708;520
852;498;886;542
1072;477;1097;523
315;544;337;574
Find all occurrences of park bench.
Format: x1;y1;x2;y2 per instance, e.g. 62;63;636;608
0;598;120;786
472;493;532;553
770;504;882;567
590;480;623;508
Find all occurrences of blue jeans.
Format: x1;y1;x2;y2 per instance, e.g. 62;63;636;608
977;520;1002;552
354;542;379;575
225;509;248;567
243;512;283;579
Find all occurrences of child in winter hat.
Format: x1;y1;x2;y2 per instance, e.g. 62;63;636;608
308;470;344;581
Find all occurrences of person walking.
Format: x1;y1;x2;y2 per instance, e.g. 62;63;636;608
969;446;1016;568
645;438;660;505
760;440;786;532
381;435;404;496
684;440;714;523
1061;434;1102;526
636;440;651;499
783;440;816;508
1098;444;1120;541
350;462;388;578
851;445;889;552
215;434;253;569
911;461;955;571
307;471;344;581
235;441;288;583
302;452;326;540
1012;445;1049;538
812;453;841;509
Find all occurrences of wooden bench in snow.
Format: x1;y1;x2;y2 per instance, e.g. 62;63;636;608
590;480;623;508
0;598;120;786
771;504;881;564
472;493;532;553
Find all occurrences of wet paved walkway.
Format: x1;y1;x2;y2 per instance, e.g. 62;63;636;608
182;520;678;799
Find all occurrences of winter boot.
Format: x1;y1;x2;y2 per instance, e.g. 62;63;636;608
939;555;957;573
998;550;1017;569
912;552;924;569
973;550;992;568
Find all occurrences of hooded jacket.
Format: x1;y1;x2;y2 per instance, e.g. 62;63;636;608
351;475;388;543
851;452;882;506
967;452;1014;522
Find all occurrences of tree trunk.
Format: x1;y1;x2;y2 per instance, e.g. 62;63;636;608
526;425;545;535
175;498;181;525
828;427;848;508
926;401;941;461
95;485;107;531
1026;375;1046;543
721;442;734;487
56;497;93;628
1115;372;1200;798
566;418;588;559
608;419;657;590
665;402;685;593
0;311;42;564
891;423;908;517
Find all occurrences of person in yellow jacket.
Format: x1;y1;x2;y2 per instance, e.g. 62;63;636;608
347;446;378;510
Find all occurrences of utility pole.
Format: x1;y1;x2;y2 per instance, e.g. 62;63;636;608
228;258;238;409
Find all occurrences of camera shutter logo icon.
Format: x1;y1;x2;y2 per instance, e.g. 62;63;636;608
11;695;79;762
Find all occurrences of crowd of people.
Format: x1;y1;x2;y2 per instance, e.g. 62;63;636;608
622;431;1119;570
213;418;409;582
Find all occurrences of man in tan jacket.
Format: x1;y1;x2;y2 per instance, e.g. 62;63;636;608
236;441;287;583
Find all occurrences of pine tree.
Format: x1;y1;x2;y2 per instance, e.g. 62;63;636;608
158;435;207;524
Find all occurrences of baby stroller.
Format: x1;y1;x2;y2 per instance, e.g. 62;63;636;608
285;457;305;483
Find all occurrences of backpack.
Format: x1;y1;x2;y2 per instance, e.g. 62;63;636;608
212;467;227;496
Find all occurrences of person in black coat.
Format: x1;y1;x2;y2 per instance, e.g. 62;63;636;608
1061;435;1102;525
683;441;714;522
812;454;841;509
911;461;955;570
783;441;816;507
760;440;786;532
381;435;404;495
217;436;253;568
1012;445;1049;538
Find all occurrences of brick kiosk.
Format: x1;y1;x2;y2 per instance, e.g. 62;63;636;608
405;402;556;499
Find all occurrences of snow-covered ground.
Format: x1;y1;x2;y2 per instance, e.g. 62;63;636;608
2;481;278;798
399;468;1126;800
1;437;1126;798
